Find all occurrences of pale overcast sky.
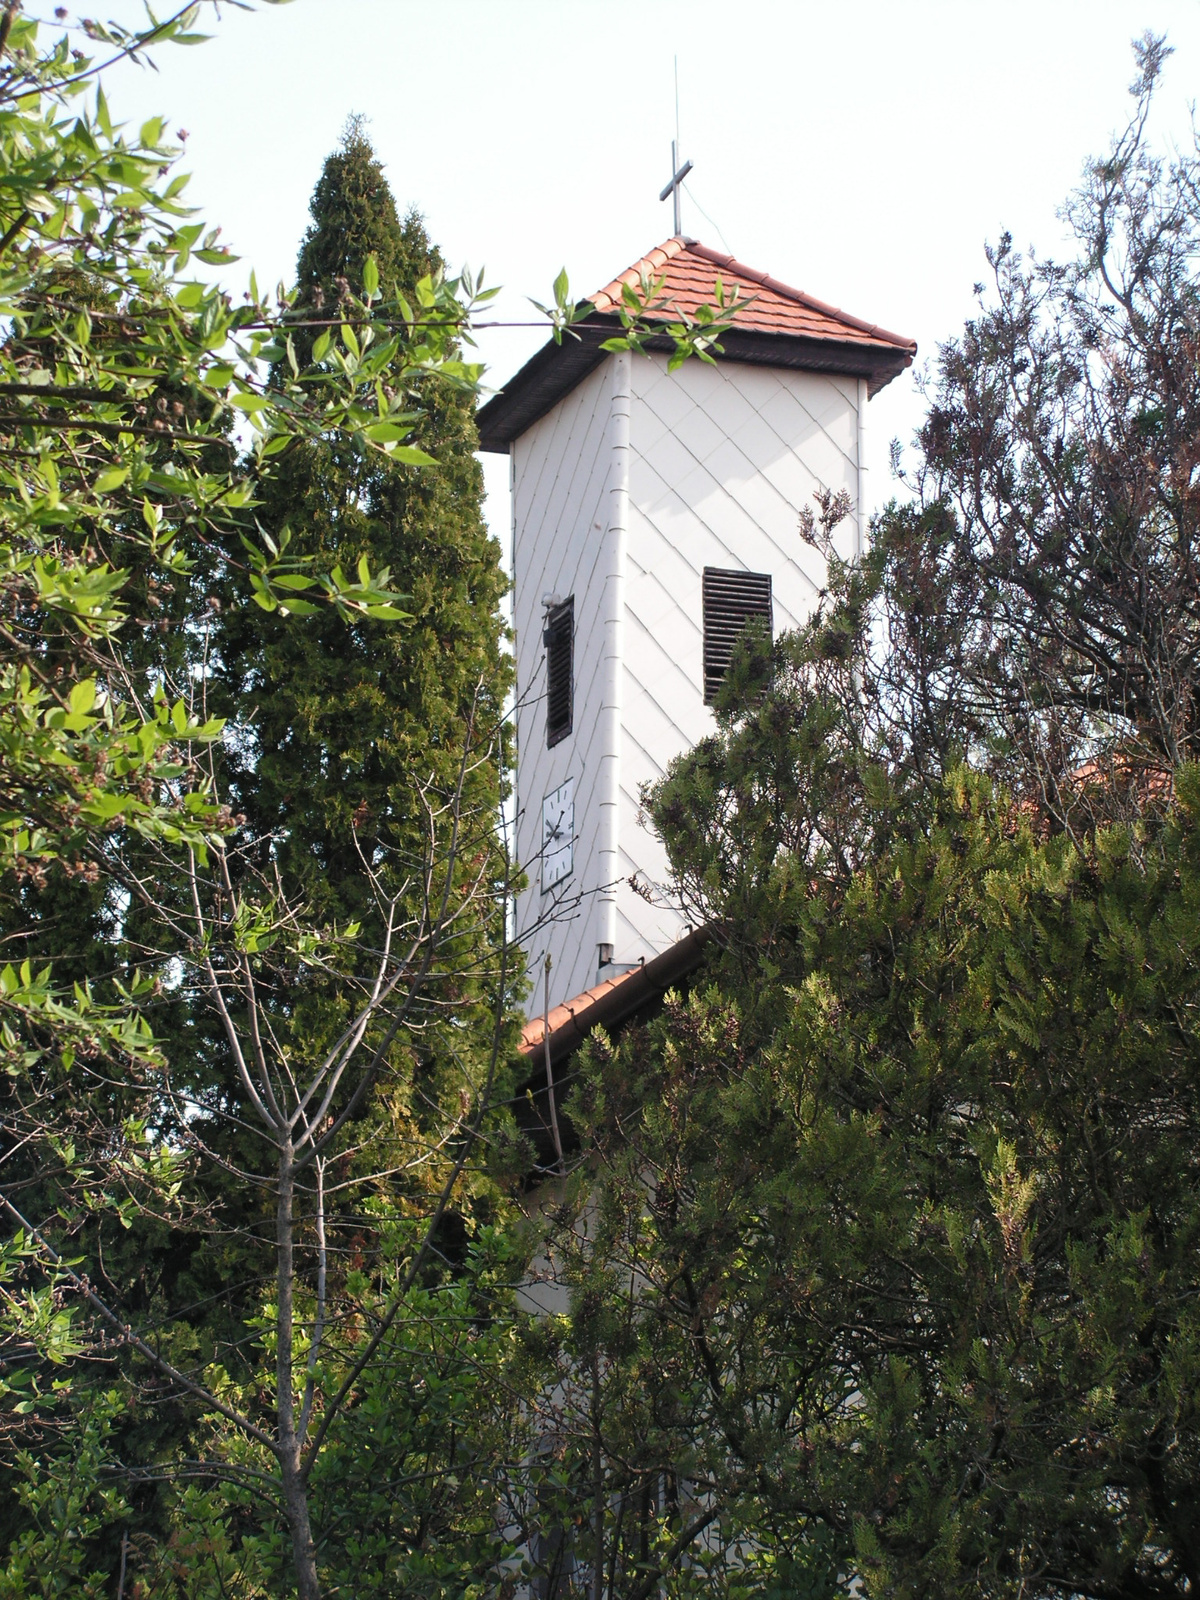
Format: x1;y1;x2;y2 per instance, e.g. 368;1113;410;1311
89;0;1200;541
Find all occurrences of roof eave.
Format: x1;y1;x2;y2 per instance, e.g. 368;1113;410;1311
518;927;710;1069
476;317;612;454
476;317;914;454
713;325;914;397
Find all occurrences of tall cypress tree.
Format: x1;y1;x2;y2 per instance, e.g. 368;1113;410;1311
217;118;511;935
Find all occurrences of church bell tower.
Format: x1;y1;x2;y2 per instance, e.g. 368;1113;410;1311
477;237;915;1019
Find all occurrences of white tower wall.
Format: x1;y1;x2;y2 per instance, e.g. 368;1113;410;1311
511;360;616;1012
512;351;865;1017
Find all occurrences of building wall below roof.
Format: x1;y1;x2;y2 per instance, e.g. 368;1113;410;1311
512;359;615;1015
613;355;862;964
513;352;863;1018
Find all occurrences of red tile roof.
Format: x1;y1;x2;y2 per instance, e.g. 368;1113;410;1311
476;238;916;454
589;237;916;357
518;928;710;1070
519;965;643;1056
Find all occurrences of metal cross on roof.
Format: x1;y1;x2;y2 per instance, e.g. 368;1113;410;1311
659;140;693;238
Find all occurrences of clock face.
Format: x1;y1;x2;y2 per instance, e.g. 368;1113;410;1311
541;778;574;892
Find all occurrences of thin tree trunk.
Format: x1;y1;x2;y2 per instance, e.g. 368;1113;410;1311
543;955;566;1174
592;1352;604;1600
277;1147;321;1600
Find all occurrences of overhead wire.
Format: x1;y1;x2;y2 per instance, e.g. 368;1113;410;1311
682;183;733;255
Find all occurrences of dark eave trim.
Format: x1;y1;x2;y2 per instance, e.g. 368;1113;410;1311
477;320;612;454
476;315;915;454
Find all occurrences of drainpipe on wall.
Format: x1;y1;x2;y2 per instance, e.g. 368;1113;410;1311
596;349;631;974
856;376;868;560
509;441;520;944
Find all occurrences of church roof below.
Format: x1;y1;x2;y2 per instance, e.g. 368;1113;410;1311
518;926;710;1071
476;236;917;453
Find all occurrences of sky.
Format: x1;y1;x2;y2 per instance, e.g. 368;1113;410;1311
81;0;1200;544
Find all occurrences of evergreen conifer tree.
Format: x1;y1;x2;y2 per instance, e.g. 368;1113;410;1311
216;117;511;939
178;122;517;1340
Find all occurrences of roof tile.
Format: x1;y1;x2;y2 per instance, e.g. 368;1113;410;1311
475;240;916;452
519;966;642;1054
589;236;916;355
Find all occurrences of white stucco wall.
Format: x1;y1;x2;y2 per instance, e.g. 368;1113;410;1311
512;350;864;1016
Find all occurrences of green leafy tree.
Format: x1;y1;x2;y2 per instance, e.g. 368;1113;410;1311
0;9;748;1587
0;6;531;1594
567;746;1200;1600
168;135;523;1464
0;1388;131;1600
869;33;1200;818
150;131;532;1596
0;8;772;1589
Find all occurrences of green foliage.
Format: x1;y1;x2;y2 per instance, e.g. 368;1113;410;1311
545;47;1200;1598
871;34;1200;798
0;11;784;1594
215;118;512;945
304;1230;530;1600
95;1230;538;1600
536;264;749;371
0;10;532;1595
567;735;1200;1597
0;1389;128;1600
0;0;486;1089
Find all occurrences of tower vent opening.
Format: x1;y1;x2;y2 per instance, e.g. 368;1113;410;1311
544;596;574;746
702;568;772;704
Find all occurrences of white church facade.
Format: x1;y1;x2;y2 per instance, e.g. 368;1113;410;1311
477;237;915;1028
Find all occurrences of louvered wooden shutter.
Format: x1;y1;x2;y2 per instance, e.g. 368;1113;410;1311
544;596;573;747
702;568;772;704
